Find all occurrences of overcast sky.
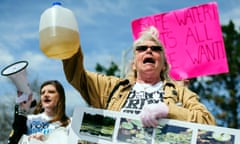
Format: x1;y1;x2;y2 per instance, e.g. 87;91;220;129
0;0;239;115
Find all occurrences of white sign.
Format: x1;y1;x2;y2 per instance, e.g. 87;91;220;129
68;107;240;144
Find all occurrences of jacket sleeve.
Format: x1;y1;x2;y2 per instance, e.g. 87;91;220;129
164;84;216;125
8;105;27;144
62;47;119;108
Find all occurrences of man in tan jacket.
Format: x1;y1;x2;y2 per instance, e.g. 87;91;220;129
62;26;215;127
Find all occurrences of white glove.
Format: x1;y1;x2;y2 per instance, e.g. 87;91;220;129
139;102;169;127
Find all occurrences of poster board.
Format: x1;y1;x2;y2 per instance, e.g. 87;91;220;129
68;107;240;144
131;2;229;80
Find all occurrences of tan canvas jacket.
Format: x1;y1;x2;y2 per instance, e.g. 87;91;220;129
62;48;215;125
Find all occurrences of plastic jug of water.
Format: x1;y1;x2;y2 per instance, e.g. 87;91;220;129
39;2;80;59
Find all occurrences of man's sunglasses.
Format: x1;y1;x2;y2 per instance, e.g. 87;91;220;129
135;45;162;52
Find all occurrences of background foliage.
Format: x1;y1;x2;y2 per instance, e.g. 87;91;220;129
189;20;240;128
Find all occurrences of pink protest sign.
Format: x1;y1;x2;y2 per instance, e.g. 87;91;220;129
131;2;229;80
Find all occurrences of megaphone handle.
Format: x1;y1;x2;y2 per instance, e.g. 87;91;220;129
30;99;37;108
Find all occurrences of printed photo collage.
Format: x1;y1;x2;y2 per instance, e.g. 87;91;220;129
68;107;240;144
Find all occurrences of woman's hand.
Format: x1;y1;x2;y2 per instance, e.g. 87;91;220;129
139;102;169;127
18;91;33;112
28;132;45;141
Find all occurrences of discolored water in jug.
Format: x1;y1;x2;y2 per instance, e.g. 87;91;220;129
39;26;80;59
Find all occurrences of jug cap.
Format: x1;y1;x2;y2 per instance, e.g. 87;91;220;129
52;1;62;6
